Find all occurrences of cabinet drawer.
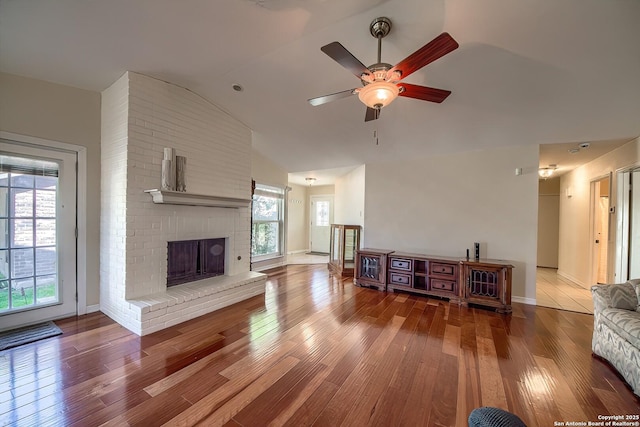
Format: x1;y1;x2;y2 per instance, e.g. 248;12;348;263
429;262;456;277
389;258;413;272
430;279;456;292
389;272;412;286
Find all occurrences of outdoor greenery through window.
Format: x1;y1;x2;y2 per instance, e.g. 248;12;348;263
0;154;59;312
251;184;284;259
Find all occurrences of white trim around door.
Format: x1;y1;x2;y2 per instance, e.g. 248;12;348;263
0;131;88;319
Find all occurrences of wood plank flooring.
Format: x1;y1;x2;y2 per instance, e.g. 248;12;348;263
536;268;593;314
1;264;638;426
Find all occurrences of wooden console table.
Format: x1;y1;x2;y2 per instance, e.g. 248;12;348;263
354;248;513;313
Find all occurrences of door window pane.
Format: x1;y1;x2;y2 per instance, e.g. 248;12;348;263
11;277;35;308
11;188;33;217
316;201;330;226
0;158;61;313
36;247;56;276
11;248;34;278
12;219;33;247
36;219;56;246
10;174;34;188
35;190;56;217
0;280;8;310
0;220;7;249
0;187;7;216
36;275;57;304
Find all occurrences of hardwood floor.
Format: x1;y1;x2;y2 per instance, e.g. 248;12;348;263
1;264;638;426
536;267;593;314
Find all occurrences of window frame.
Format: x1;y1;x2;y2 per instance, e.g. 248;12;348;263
251;183;285;261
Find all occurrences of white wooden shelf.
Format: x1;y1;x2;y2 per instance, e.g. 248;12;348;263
144;189;251;208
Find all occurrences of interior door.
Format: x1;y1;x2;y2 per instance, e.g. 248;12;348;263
0;141;77;331
309;195;333;254
591;176;610;284
628;170;640;279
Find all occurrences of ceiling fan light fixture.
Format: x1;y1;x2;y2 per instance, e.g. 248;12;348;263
358;81;400;109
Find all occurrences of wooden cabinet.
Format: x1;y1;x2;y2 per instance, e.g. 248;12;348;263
354;248;393;291
328;224;361;277
461;260;513;313
387;253;461;303
355;246;514;314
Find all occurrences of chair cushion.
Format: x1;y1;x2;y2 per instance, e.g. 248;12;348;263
610;282;638;311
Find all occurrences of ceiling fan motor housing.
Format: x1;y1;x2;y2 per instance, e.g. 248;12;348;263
370;17;392;38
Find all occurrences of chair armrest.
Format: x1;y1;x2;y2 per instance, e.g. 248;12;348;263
591;284;611;314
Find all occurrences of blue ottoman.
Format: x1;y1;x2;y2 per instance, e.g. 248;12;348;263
468;407;527;427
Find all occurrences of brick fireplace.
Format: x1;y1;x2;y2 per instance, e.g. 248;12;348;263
100;72;266;335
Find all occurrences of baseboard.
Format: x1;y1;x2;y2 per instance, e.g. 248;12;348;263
252;259;287;272
556;270;587;288
86;304;101;314
512;296;536;306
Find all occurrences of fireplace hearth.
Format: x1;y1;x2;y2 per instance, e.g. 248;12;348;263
167;238;225;286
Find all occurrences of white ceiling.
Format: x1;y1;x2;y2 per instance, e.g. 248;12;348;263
1;0;639;182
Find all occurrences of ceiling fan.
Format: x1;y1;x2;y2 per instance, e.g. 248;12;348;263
308;17;459;121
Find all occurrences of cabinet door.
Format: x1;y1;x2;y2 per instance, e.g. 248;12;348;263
465;266;503;302
358;254;383;281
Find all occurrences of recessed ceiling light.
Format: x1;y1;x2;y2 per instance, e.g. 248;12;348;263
232;84;243;92
579;142;590;149
568;148;580;154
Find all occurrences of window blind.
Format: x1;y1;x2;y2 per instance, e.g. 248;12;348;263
0;155;59;177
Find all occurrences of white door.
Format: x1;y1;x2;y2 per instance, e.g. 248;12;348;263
629;170;640;279
591;176;610;285
0;141;77;331
310;195;333;254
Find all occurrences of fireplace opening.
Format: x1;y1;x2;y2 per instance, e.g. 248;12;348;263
167;238;225;287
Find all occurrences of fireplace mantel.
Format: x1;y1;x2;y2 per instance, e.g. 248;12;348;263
144;189;251;208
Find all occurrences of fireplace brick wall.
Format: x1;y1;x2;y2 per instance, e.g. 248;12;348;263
100;72;263;335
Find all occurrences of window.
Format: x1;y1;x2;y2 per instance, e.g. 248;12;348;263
315;201;330;227
0;155;59;312
251;184;285;259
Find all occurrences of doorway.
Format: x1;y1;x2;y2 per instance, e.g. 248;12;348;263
0;140;77;331
309;195;333;254
615;167;640;281
591;175;610;284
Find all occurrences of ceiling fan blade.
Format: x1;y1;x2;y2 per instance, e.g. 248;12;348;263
399;83;451;103
321;42;371;78
308;88;357;106
388;33;459;81
365;107;380;122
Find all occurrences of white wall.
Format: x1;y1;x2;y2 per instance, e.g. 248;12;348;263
559;137;640;287
286;183;308;253
251;149;287;187
0;72;101;308
335;165;365;226
364;145;539;302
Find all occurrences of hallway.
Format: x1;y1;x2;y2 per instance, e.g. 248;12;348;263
536;267;593;314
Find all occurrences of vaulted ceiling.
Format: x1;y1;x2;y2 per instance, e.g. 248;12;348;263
1;0;639;178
